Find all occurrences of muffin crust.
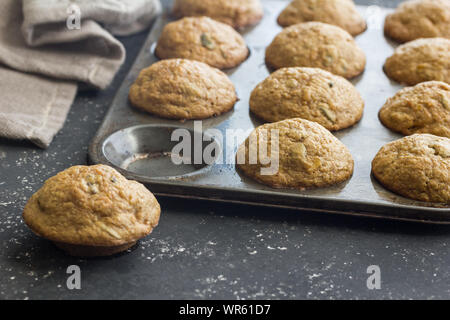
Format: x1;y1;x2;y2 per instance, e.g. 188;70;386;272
250;67;364;130
129;59;237;120
236;118;354;190
372;134;450;203
23;165;161;255
384;38;450;85
278;0;366;36
155;17;249;69
266;22;366;79
379;81;450;138
172;0;264;29
384;0;450;43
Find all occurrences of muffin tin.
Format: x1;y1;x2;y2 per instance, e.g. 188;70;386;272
89;1;450;223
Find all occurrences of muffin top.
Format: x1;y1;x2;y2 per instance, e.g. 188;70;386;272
384;37;450;85
129;59;237;120
372;134;450;204
236;118;354;190
172;0;264;29
278;0;366;36
23;165;161;246
379;81;450;138
250;67;364;131
384;0;450;43
265;22;366;79
155;17;249;69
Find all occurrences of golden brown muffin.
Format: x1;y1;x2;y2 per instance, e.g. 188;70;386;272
172;0;264;29
23;165;161;257
250;67;364;131
265;22;366;79
129;59;237;120
384;38;450;85
372;134;450;204
155;17;249;69
277;0;366;36
236;118;354;190
384;0;450;43
379;81;450;138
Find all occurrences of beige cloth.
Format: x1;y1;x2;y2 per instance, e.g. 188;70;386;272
0;0;161;148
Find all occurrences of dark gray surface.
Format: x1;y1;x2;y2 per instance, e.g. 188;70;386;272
1;0;450;300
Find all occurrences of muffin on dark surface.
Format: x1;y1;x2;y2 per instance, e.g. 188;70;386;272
23;165;161;257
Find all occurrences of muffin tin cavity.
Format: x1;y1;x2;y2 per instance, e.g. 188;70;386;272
102;125;221;178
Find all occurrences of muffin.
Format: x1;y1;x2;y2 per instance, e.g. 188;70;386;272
379;81;450;138
129;59;237;120
265;22;366;79
236;118;354;190
155;17;249;69
172;0;264;29
384;38;450;85
278;0;366;36
23;165;161;257
384;0;450;43
250;67;364;131
372;134;450;204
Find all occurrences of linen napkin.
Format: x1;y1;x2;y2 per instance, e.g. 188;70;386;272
0;0;161;148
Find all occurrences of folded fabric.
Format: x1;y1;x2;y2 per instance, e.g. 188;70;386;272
22;0;162;45
0;0;161;148
0;66;77;148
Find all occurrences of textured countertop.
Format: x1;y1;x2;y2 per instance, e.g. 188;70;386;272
1;0;450;300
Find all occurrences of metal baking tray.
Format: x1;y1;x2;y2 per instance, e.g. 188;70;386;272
89;1;450;223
